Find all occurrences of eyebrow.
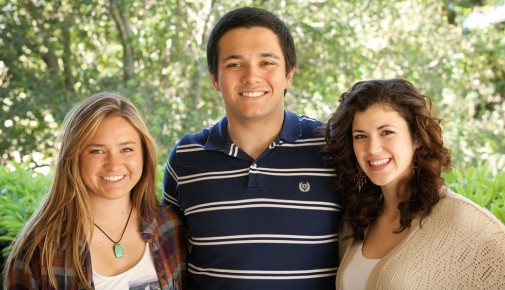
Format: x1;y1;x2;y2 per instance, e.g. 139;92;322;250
260;52;281;59
352;125;398;133
85;141;137;147
378;124;398;130
222;52;281;62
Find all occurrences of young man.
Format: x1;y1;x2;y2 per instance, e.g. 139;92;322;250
162;7;341;289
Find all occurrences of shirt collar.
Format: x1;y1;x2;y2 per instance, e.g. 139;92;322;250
204;110;302;152
141;210;157;237
279;110;302;143
204;116;229;151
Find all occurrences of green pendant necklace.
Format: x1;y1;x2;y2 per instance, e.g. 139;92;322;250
93;205;133;258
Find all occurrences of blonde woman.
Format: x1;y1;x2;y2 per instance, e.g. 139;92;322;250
3;93;186;289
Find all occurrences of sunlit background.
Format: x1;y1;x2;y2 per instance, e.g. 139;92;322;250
1;0;504;173
1;0;504;267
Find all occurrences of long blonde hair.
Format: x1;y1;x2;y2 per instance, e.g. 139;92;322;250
3;92;159;289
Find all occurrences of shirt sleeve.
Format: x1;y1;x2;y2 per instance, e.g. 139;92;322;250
161;145;178;204
161;145;186;226
474;228;505;288
7;247;42;290
155;206;188;289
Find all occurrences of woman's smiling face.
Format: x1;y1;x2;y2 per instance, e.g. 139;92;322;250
352;104;419;193
79;116;143;202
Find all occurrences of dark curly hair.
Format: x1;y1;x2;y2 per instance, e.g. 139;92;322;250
324;79;451;241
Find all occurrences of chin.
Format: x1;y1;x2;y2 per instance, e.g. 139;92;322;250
368;177;391;187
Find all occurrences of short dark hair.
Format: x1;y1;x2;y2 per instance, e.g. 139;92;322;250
207;7;296;79
325;79;452;241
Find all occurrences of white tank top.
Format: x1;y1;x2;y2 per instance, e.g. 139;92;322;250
342;242;380;290
93;243;160;290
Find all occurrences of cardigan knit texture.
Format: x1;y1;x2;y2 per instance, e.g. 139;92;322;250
336;188;505;290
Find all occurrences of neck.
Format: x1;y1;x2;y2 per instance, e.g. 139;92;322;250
227;114;284;160
91;196;132;222
381;186;401;218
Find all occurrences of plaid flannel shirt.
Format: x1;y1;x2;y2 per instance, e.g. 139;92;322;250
7;205;187;289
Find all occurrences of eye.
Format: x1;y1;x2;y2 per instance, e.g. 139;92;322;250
90;149;104;154
262;61;276;66
353;134;366;140
121;148;133;153
381;130;394;136
226;63;242;68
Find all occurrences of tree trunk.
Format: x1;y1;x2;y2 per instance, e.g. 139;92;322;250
109;0;134;82
62;15;74;92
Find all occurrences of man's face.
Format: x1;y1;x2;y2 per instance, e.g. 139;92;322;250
210;26;295;124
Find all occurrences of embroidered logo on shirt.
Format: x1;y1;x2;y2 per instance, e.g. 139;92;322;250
299;182;311;192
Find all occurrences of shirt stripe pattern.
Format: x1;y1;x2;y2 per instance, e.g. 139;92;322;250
162;111;342;290
187;263;339;280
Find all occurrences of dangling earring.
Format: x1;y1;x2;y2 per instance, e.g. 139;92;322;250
412;160;419;176
354;165;367;192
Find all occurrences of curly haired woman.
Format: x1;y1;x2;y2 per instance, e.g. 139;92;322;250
325;79;505;290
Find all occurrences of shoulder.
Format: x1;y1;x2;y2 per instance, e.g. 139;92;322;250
153;205;183;226
438;190;505;283
6;238;45;288
150;205;187;256
298;114;325;134
146;206;186;248
170;117;227;156
284;111;326;140
299;115;325;127
432;188;505;236
175;127;212;147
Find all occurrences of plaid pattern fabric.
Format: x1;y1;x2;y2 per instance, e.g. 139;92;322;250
7;205;187;289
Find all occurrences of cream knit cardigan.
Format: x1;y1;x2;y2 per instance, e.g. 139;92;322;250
336;188;505;290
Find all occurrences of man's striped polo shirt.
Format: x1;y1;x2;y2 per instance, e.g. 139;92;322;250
162;110;342;289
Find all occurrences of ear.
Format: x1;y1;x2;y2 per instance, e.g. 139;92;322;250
208;68;221;91
413;137;421;150
285;67;295;90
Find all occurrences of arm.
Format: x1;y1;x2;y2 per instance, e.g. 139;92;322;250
161;145;188;230
473;229;505;289
162;148;181;208
150;205;188;289
6;246;42;290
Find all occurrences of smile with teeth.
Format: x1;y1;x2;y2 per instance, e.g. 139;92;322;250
241;91;266;97
369;158;390;166
101;175;125;182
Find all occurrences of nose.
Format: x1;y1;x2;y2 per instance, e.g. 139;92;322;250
104;152;121;170
241;65;261;84
367;136;382;154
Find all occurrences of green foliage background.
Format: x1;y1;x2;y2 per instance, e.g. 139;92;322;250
0;162;503;268
0;0;504;269
1;0;504;171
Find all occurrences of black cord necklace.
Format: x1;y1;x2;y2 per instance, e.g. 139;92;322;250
93;204;133;258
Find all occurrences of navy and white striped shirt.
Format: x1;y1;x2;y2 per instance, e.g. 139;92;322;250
162;111;342;289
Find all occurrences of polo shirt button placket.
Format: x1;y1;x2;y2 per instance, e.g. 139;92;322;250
248;163;260;191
